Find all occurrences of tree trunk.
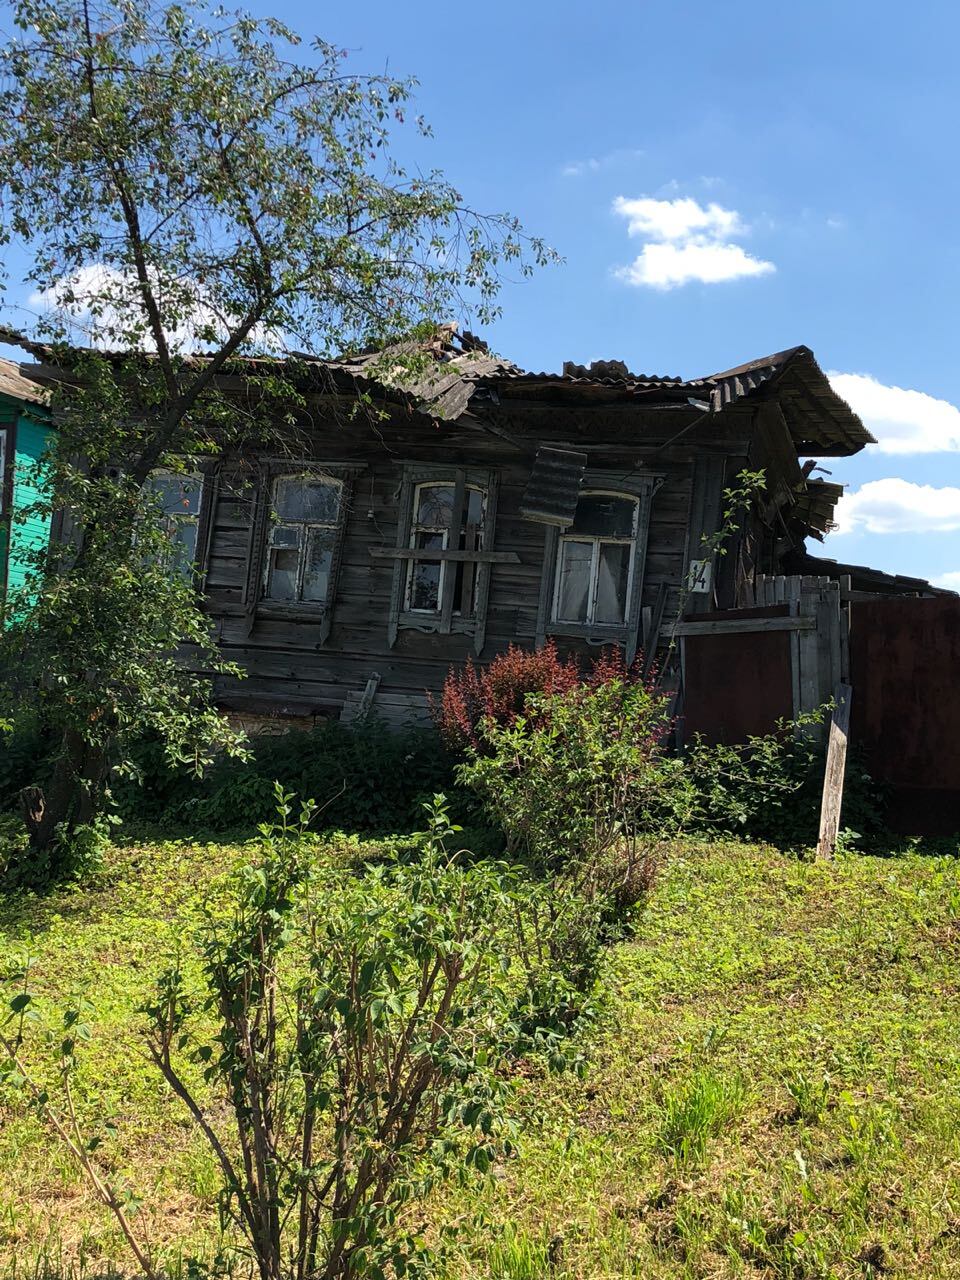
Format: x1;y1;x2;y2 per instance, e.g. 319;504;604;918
19;727;107;863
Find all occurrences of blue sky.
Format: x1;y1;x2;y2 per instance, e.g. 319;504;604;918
6;0;960;586
297;0;960;588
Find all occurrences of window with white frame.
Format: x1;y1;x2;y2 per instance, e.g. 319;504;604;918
535;474;658;665
552;492;639;626
405;481;486;617
263;472;343;606
146;469;204;578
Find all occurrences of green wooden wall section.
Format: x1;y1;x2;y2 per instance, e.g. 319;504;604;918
0;395;53;611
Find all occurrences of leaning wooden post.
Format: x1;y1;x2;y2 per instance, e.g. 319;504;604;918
817;683;852;858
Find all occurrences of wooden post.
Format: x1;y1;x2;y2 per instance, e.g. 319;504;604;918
817;682;852;858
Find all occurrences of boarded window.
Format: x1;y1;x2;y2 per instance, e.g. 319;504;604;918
405;482;486;617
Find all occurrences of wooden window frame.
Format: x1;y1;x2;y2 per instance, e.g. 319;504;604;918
535;471;661;665
380;465;509;654
243;460;358;640
146;466;206;582
0;426;10;520
262;472;345;607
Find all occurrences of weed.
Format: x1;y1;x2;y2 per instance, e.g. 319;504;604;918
656;1068;746;1164
782;1066;832;1124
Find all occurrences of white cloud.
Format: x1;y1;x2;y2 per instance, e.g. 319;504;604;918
612;194;774;290
935;571;960;590
615;240;775;289
828;372;960;455
30;263;281;353
613;196;743;242
831;478;960;535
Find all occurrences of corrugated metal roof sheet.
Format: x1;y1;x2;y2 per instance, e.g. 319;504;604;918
0;358;49;407
520;447;588;527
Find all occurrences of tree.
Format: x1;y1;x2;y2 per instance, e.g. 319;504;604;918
0;0;554;863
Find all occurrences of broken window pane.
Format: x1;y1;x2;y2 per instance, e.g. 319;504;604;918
267;546;299;601
270;524;300;547
415;485;455;529
303;527;335;602
410;560;442;611
264;473;343;605
404;479;488;619
571;493;636;538
145;469;204;580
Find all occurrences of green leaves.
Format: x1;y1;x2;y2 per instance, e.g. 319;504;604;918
0;0;554;861
134;789;583;1277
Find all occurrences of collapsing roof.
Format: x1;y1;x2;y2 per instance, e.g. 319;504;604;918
470;344;874;458
784;549;955;599
11;325;872;457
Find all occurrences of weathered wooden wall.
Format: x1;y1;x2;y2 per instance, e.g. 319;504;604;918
200;401;760;725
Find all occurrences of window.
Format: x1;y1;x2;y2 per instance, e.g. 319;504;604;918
535;474;659;665
553;493;638;626
406;482;486;617
146;470;204;578
383;466;511;654
0;429;7;516
263;472;343;606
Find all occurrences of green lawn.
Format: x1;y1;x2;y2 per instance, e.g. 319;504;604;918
2;836;960;1278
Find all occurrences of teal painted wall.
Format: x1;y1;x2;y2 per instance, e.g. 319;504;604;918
1;396;53;612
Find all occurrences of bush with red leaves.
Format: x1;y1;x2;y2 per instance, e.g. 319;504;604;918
433;640;650;756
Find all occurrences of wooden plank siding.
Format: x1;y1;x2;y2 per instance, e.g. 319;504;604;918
0;397;54;612
200;403;751;726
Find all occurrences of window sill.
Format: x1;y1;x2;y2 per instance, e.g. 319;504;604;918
546;621;631;643
254;601;330;621
398;613;477;637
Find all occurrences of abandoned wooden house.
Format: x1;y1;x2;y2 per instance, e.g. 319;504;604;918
80;331;885;729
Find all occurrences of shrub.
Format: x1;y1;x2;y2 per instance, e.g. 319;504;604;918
1;791;587;1280
662;720;887;848
0;714;52;810
112;718;458;835
434;640;647;756
1;814;116;892
458;676;672;876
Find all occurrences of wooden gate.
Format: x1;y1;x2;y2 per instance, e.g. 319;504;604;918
676;575;845;745
850;596;960;834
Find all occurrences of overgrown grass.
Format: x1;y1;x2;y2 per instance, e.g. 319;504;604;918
2;835;960;1277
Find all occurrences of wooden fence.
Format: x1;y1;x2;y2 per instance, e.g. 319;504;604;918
676;574;845;742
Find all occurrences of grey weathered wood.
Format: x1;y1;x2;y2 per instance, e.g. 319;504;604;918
683;453;726;614
674;616;816;637
472;469;500;657
438;469;466;636
386;472;416;648
817;683;852;858
354;672;381;721
642;581;669;677
369;547;520;564
189;381;834;724
535;523;559;649
625;477;658;666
